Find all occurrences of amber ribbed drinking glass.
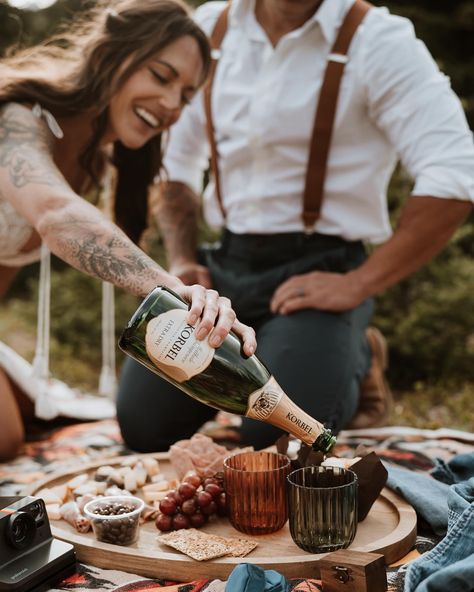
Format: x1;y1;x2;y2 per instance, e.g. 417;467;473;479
223;451;290;535
287;466;358;553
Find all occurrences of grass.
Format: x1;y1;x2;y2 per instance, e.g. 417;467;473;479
390;383;474;432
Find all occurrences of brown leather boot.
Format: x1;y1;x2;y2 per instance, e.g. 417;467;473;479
347;327;393;429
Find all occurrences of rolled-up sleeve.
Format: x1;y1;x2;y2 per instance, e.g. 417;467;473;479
363;11;474;202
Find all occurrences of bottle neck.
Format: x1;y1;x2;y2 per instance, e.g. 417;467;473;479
312;429;337;453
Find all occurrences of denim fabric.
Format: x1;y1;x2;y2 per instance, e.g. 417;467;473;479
386;466;450;536
430;452;474;485
224;563;289;592
404;477;474;592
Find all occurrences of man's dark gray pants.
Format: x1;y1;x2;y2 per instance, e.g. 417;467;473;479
117;231;373;451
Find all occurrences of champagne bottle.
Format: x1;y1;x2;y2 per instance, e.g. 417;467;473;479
119;286;336;453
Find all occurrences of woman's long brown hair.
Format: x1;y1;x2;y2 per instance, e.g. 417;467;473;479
0;0;211;244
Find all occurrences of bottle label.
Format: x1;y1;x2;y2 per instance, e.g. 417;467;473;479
246;376;324;446
246;376;284;421
145;309;214;383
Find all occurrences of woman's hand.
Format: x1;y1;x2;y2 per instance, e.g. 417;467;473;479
174;284;256;356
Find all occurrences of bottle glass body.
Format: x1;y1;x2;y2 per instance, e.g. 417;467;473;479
119;287;335;452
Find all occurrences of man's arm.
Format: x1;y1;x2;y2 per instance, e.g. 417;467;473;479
271;196;472;314
151;180;212;287
273;14;474;314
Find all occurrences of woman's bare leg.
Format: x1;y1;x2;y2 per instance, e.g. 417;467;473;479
0;367;25;461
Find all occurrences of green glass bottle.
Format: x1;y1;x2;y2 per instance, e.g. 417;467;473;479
119;286;336;453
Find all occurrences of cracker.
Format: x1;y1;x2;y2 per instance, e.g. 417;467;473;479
157;529;258;561
158;529;229;561
224;537;258;557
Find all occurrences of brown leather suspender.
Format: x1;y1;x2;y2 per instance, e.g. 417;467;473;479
303;0;372;231
204;4;231;220
204;0;372;230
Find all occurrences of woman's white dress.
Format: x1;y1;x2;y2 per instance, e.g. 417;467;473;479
0;105;115;421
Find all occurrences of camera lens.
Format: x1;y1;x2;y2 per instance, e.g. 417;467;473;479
29;500;45;522
7;512;36;549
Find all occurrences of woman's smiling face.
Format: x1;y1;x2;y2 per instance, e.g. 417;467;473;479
107;34;204;148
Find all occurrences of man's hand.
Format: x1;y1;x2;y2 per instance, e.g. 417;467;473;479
169;261;213;288
270;270;364;314
272;196;472;315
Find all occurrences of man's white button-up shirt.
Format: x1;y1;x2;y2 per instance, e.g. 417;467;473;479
163;0;474;243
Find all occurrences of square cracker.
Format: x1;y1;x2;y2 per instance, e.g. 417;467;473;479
158;529;229;561
224;537;258;557
158;529;258;561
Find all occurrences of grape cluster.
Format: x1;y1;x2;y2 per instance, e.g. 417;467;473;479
155;472;226;532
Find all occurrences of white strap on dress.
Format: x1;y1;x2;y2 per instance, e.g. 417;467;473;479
98;165;118;398
29;104;116;420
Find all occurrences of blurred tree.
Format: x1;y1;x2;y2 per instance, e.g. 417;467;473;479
0;1;93;53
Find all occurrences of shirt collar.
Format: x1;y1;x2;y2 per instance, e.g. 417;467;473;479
312;0;356;44
228;0;356;45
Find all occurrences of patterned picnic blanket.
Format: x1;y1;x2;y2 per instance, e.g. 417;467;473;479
1;420;473;592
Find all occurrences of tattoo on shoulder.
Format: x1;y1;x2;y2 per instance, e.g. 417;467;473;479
0;104;63;189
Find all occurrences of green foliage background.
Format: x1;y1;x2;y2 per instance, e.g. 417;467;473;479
0;0;473;428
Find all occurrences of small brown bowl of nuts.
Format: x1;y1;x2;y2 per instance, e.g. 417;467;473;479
84;495;144;546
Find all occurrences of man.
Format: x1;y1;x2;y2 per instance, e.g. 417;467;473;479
116;0;474;452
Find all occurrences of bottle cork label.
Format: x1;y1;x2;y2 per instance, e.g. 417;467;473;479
246;376;284;420
145;309;214;383
246;376;324;446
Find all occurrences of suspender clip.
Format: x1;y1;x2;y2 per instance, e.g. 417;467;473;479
211;48;222;60
328;53;349;64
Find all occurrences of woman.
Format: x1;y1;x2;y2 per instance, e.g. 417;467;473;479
0;0;256;461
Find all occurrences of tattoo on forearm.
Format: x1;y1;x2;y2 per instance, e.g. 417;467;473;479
45;214;162;295
155;182;200;261
0;106;63;188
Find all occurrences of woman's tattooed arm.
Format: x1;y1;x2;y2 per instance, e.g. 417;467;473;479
0;104;179;296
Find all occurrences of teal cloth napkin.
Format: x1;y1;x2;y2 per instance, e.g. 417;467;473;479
224;563;288;592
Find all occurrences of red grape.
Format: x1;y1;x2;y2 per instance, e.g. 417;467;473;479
155;513;173;532
197;491;213;508
203;477;218;488
183;473;201;489
181;498;197;515
173;513;190;530
178;482;197;500
169;490;184;505
189;512;206;528
204;483;222;499
201;500;217;516
155;472;228;531
159;497;177;516
216;492;227;516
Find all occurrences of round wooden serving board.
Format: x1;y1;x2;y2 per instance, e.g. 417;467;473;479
30;453;417;581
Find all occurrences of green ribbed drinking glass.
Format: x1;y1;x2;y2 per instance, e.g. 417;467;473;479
287;465;358;553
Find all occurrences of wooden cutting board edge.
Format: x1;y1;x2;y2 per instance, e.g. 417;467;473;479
27;452;418;580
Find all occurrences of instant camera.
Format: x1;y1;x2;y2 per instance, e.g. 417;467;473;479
0;496;76;592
